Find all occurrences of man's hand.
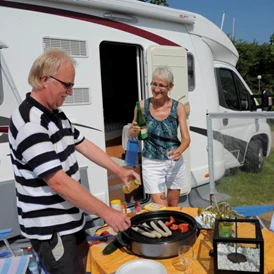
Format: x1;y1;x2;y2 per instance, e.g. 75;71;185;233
104;207;131;232
118;167;140;189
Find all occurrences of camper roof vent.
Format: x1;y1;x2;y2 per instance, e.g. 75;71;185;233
43;37;87;57
64;88;91;105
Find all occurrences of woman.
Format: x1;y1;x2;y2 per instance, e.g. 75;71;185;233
128;66;191;206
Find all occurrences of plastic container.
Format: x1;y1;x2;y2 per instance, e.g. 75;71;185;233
27;246;40;274
122;179;141;194
144;203;166;212
125;139;139;167
110;199;122;211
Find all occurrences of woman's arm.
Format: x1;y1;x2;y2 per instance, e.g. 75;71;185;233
171;102;191;161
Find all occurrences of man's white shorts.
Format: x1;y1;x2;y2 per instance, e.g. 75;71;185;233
142;156;189;194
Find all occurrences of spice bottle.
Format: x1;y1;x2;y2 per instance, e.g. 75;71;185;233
135;201;141;215
121;202;127;214
110;199;121;211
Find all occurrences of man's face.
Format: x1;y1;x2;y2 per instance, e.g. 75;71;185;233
45;61;75;110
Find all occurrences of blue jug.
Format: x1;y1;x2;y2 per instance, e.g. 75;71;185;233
125;139;139;167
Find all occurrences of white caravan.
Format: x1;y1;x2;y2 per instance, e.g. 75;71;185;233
0;0;271;237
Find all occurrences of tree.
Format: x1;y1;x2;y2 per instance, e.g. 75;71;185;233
233;39;260;92
232;33;274;93
138;0;169;6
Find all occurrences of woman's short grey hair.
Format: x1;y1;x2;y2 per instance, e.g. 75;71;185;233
152;66;174;85
28;48;76;89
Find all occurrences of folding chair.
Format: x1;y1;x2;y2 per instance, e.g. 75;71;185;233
233;204;274;230
0;228;29;273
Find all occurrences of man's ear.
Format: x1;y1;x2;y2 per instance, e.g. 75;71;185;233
40;75;48;88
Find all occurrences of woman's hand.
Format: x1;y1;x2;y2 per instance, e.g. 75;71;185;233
167;149;183;161
129;122;140;138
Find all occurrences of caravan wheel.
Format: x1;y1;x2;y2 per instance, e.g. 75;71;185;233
242;139;264;173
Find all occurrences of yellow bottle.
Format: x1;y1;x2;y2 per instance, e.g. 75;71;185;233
123;180;141;194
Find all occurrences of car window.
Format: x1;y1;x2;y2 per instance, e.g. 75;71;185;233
219;69;240;110
234;75;254;111
217;68;256;111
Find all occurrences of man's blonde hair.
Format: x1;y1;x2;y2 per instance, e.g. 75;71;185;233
28;48;76;89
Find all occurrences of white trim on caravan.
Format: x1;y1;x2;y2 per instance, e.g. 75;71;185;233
0;0;271;237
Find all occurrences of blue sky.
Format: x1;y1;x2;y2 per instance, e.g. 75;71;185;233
167;0;274;44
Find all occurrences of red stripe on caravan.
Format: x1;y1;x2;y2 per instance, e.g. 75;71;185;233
0;126;9;133
69;14;181;47
1;1;183;47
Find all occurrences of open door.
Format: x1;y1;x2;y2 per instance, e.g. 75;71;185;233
100;41;146;204
147;45;191;194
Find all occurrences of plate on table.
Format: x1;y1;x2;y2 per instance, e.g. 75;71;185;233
116;259;166;274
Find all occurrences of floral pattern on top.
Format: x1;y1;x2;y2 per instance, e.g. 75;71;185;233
142;98;180;160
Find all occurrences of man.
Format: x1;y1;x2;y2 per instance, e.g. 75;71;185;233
8;49;140;274
262;85;272;111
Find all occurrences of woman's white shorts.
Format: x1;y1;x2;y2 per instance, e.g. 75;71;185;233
142;156;189;194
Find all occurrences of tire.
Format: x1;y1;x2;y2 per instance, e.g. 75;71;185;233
242;139;264;173
224;167;238;177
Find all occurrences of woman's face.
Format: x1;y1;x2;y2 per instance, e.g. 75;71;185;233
151;77;172;99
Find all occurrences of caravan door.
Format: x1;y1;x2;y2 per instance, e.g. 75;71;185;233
146;45;191;194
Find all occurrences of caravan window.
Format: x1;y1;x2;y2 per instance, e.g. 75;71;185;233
217;68;254;111
187;53;195;91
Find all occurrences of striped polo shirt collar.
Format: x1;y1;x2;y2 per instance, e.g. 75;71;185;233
26;92;60;121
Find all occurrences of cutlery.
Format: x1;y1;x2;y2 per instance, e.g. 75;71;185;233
86;234;113;241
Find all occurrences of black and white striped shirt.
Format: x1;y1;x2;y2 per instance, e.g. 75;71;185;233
8;93;85;240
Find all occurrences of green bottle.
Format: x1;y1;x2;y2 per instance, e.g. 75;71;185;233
136;101;148;140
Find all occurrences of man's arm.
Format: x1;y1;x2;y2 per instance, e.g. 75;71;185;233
44;170;131;232
75;139;140;186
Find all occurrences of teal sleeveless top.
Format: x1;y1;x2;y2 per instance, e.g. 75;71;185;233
142;98;181;160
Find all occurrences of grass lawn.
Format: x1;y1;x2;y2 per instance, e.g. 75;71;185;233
216;150;274;207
